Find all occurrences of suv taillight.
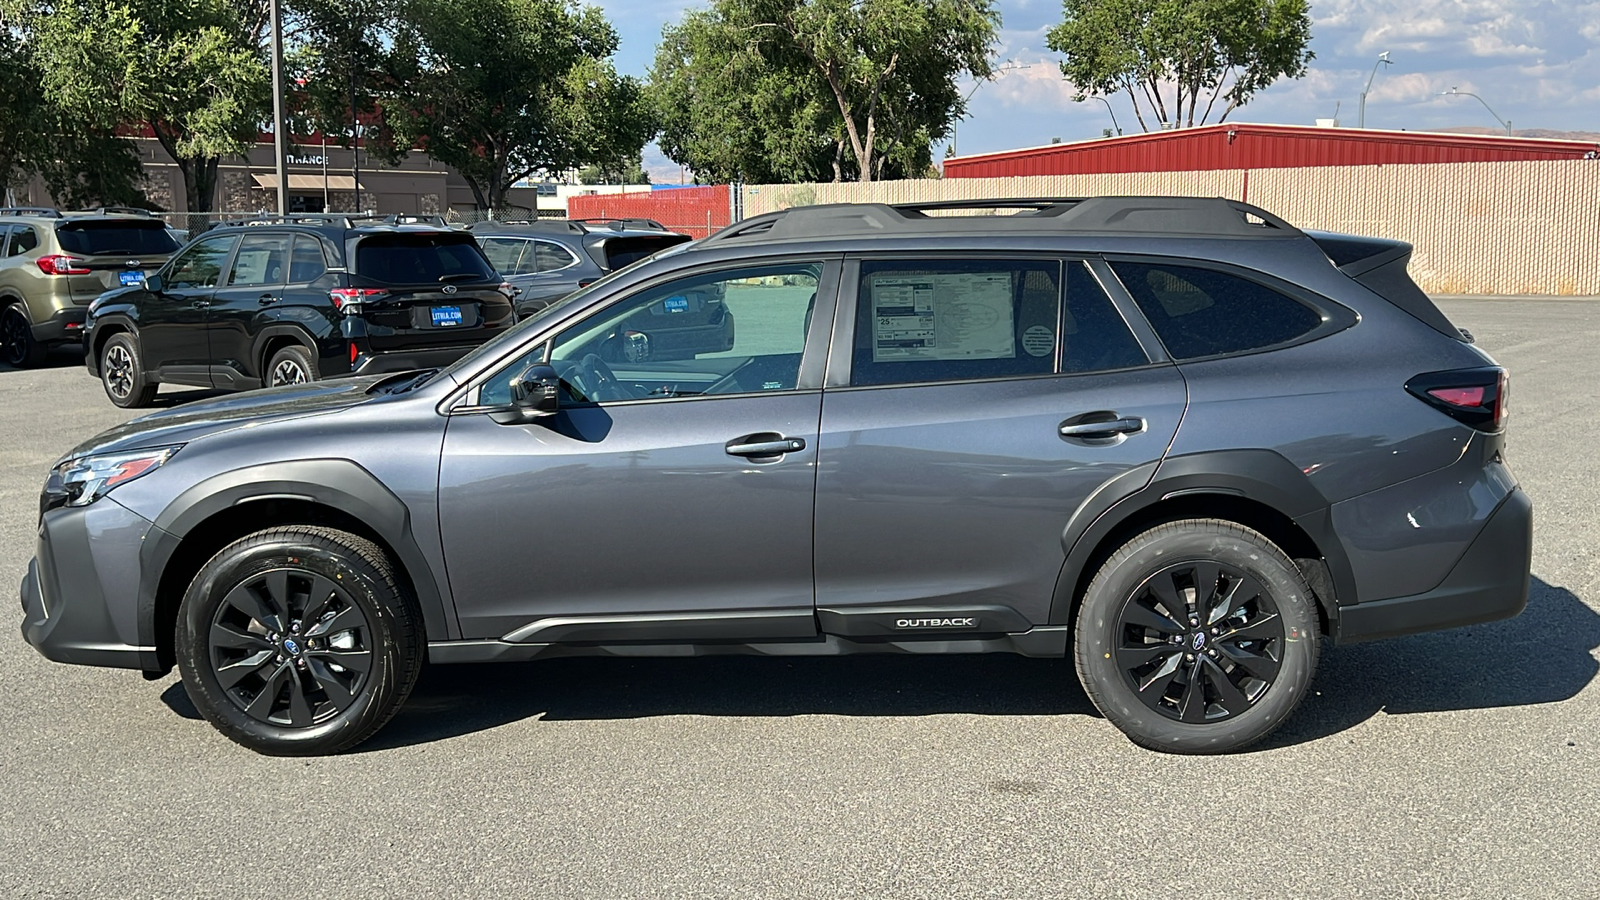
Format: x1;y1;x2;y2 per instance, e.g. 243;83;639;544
1406;366;1508;432
36;254;91;275
329;287;389;313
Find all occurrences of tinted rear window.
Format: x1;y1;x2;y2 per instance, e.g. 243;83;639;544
55;220;179;256
1111;261;1323;360
601;235;691;270
354;234;497;284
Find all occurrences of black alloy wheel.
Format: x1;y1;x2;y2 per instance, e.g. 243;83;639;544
1;307;45;368
208;567;375;728
1114;561;1284;723
100;333;157;408
267;344;315;387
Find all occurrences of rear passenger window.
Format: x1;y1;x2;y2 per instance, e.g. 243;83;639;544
8;226;38;256
289;236;327;283
850;259;1146;387
533;241;577;272
1112;261;1323;359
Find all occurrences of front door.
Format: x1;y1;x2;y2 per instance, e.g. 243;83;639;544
438;259;839;641
208;233;289;388
813;257;1188;633
141;233;237;385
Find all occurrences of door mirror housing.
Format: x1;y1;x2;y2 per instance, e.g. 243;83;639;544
509;363;560;417
144;273;163;293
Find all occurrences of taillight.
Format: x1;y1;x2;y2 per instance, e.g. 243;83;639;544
36;254;90;275
497;282;517;300
1406;366;1507;432
329;287;389;313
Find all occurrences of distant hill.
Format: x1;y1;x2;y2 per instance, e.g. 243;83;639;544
1436;126;1600;142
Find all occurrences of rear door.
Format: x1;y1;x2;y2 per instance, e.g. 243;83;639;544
139;233;236;382
811;256;1188;636
349;231;516;353
515;239;586;311
208;233;289;387
53;218;181;301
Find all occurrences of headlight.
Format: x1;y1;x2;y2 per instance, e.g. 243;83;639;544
54;446;180;508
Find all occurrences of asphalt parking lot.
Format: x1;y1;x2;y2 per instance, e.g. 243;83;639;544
1;298;1596;898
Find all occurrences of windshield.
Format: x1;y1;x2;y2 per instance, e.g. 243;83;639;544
56;220;180;256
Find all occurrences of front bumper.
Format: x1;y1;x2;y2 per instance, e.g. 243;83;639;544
1334;487;1533;644
19;498;160;671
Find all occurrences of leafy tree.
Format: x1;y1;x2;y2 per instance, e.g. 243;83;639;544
578;154;652;185
31;0;270;212
284;0;401;167
385;0;655;210
1047;0;1312;131
652;0;999;184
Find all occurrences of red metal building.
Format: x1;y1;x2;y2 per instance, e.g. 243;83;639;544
943;123;1600;179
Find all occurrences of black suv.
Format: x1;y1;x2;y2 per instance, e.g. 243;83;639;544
469;218;693;316
84;215;516;407
23;198;1531;756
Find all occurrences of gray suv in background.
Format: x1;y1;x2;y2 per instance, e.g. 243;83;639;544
20;197;1532;756
469;218;692;316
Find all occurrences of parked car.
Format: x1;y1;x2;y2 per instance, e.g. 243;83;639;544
21;197;1531;756
469;217;693;315
0;206;181;367
83;213;517;407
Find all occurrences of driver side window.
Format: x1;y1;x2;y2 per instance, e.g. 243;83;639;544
536;263;822;404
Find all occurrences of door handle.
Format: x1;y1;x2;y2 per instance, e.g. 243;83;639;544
1059;415;1146;439
725;435;806;457
257;294;277;305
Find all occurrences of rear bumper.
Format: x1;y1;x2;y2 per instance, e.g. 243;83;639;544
31;306;87;345
1334;487;1532;644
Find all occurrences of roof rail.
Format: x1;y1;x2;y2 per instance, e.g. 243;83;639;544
0;206;62;218
570;217;668;232
703;196;1301;245
469;219;589;234
71;206;153;217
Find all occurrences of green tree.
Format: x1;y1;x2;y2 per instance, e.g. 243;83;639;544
385;0;655;210
651;0;998;184
578;153;652;185
1047;0;1312;131
31;0;269;212
284;0;400;168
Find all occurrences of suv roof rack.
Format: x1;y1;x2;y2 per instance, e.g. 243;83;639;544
209;213;454;231
68;206;153;217
0;206;62;218
469;218;589;234
570;217;668;232
703;196;1301;245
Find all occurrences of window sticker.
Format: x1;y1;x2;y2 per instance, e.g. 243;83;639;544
1021;324;1054;357
870;272;1016;362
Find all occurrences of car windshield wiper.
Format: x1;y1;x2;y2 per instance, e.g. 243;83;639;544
437;273;483;282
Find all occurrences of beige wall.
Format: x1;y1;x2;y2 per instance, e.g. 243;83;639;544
741;160;1600;296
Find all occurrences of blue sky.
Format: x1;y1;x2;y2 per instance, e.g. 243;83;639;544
591;0;1600;180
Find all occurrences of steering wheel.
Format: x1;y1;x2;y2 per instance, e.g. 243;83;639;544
569;353;634;402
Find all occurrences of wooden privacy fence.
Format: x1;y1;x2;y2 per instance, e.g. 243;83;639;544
737;160;1600;296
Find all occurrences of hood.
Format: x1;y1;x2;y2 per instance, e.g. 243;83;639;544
63;376;387;463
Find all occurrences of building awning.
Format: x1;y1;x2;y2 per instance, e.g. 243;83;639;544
252;173;368;191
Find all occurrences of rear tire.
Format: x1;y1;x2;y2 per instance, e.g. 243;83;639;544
1073;519;1320;754
1;307;46;368
175;526;424;756
100;332;158;408
267;344;316;386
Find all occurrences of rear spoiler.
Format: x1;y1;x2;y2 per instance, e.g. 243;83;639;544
1307;232;1468;342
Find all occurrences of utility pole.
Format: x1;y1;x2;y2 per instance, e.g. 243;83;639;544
350;43;362;213
269;0;289;215
1358;51;1392;129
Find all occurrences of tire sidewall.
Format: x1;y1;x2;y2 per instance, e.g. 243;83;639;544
176;534;407;754
1075;524;1320;753
267;344;316;386
2;306;42;367
101;333;151;407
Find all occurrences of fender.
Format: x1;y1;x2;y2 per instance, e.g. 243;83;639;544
1047;449;1357;626
136;459;457;654
84;312;140;376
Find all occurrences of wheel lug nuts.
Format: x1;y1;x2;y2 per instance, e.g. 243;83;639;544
1186;653;1195;661
1208;649;1217;657
1211;627;1219;635
1189;618;1199;627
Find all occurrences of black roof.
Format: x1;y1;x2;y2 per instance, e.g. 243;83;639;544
701;197;1304;247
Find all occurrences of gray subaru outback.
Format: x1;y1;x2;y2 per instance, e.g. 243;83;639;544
20;198;1532;755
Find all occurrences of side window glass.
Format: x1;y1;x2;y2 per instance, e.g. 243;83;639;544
851;259;1060;387
1061;261;1148;374
289;235;327;283
228;235;290;286
533;241;577;273
166;235;236;289
1111;261;1323;359
480;263;820;407
0;226;11;257
479;238;523;275
9;225;38;256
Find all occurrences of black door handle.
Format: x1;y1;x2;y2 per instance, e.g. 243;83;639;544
258;294;277;305
1059;415;1146;439
726;434;806;457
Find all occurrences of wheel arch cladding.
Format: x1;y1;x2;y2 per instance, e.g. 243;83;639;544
256;327;316;377
1050;449;1354;635
139;459;450;673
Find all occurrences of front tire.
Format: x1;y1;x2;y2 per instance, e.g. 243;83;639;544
100;332;158;408
1;306;46;368
176;526;424;756
1073;519;1320;754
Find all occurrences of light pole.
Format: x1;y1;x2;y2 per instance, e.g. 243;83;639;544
268;0;288;215
1078;95;1122;136
1440;87;1513;136
950;61;1024;157
1358;51;1392;129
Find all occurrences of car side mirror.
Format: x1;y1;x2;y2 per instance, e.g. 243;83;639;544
509;363;560;417
144;273;163;293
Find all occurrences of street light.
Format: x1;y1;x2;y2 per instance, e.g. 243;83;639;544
1358;51;1392;129
1440;87;1513;136
950;61;1025;157
1078;95;1122;136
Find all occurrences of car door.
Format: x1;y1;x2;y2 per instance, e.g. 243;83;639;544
139;233;237;385
437;258;840;641
811;256;1188;637
207;232;289;388
517;239;585;310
